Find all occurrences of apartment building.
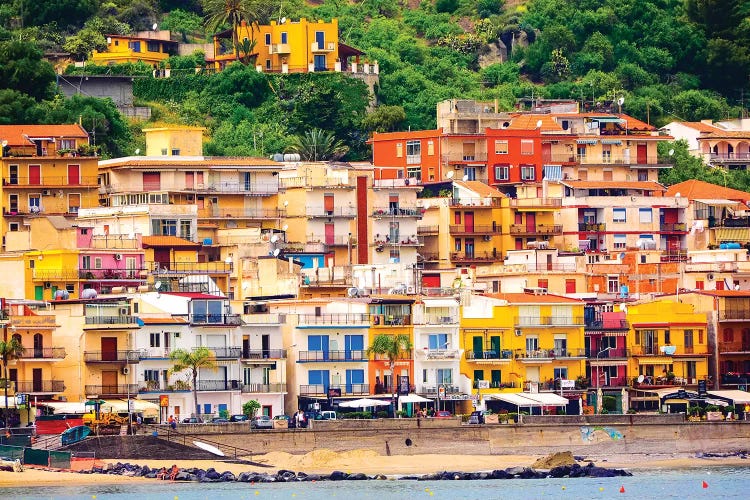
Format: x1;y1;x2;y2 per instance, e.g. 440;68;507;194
91;31;178;67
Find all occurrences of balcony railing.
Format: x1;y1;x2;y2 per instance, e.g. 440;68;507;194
585;319;630;330
421;349;460;359
241;349;286;360
196;380;241;391
372;237;422;247
586;347;630;358
85;384;139;396
307;235;356;246
371;314;411;326
419;385;460;395
18;347;66;360
413;314;458;325
546;154;671;166
2;176;99;187
84;315;138;326
198;346;241;359
449;224;501;235
660;222;688;232
465;350;514;361
306;206;358;217
525;263;577;272
150;261;232;274
299;384;371;396
298;313;370;326
450;252;500;263
719;310;750;321
241;383;287;393
241;313;283;324
578;222;606;232
14;380;65;393
32;269;80;280
517;348;586;359
417;225;439;234
172;314;242;326
709;153;750;162
507;198;562;209
185;181;279;195
298;350;368;362
372;207;422;218
473;380;517;389
631;345;661;356
450;197;501;208
83;350;142;363
202;207;286;218
515;316;585;327
442;153;488;163
509;224;563;235
79;268;148;280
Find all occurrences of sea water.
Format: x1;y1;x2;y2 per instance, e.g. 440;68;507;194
2;466;748;499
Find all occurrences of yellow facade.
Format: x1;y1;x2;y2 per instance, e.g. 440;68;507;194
626;300;710;385
91;34;176;67
460;293;586;400
143;127;206;157
501;183;563;253
213;18;340;73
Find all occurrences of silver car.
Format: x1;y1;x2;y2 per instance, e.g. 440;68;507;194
250;415;274;429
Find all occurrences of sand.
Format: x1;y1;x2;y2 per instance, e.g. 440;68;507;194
1;450;748;487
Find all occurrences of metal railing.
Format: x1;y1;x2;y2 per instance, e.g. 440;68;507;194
465;350;514;360
660;222;687;232
299;384;371;396
202;207;286;218
585;347;630;358
195;380;241;391
507;198;562;208
85;384;138;395
585;319;630;330
515;316;585;327
84;315;137;325
78;268;147;280
83;350;142;363
419;385;460;395
298;350;368;362
172;314;242;326
197;346;241;359
13;380;65;393
417;225;439;234
516;348;586;359
241;349;286;360
306;206;358;217
241;383;287;393
413;314;458;325
150;261;232;274
372;207;422;217
509;224;562;235
450;252;500;262
18;347;66;360
631;344;661;356
449;197;501;207
422;349;460;359
2;176;99;187
719;310;750;320
578;222;607;232
297;313;370;325
449;224;501;234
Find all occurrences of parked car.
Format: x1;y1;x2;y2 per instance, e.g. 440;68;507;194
229;414;249;422
468;410;485;424
434;410;452;418
273;415;295;428
250;415;274;429
210;417;229;423
320;410;337;420
182;416;204;423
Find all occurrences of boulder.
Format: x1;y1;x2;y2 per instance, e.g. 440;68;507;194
532;451;577;469
329;471;348;481
348;473;368;480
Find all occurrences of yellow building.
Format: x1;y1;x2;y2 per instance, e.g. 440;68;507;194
460;291;586;405
503;182;563;252
143;126;206;157
626;300;710;387
91;32;177;67
211;18;345;73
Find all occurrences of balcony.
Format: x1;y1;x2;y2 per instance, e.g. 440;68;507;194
420;349;460;359
306;206;357;218
419;385;460;395
241;313;283;324
269;43;290;54
449;224;501;235
718;310;750;321
684;261;738;273
585;319;630;330
465;350;514;361
301;266;353;287
241;349;286;360
151;261;232;275
631;345;662;356
85;384;139;397
84;315;138;327
78;268;148;280
84;350;142;363
18;347;66;360
308;235;355;247
241;383;287;393
299;384;370;396
371;314;411;326
32;268;80;280
718;343;750;354
509;224;563;236
298;350;368;362
473;380;517;389
13;380;65;393
173;314;242;326
578;222;606;232
586;347;630;359
516;348;587;359
372;179;421;189
372;236;422;247
546;153;672;167
417;225;439;235
199;346;241;359
282;241;329;253
450;197;501;208
203;207;286;219
298;313;370;326
413;314;457;325
515;316;585;327
184;181;279;196
660;222;688;232
2;176;99;188
441;153;488;164
709;153;750;163
195;380;241;391
311;41;336;52
372;207;422;218
450;251;501;263
508;198;562;209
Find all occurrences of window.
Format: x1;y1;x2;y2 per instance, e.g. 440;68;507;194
577;145;587;159
389;248;400;263
602;169;613;180
454;238;461;251
565;279;576;293
128;41;141;52
66;284;74;293
68;193;80;214
464;167;476;181
144;370;160;382
281;32;288;44
664;330;671;344
59;139;76;150
94;257;102;269
495;165;509;181
308;335;329;352
396;143;403;157
171;149;180;156
638;169;648;181
8;222;19;231
684;329;693;348
639;208;652;223
150;332;160;348
495;140;508;154
521;165;535;181
607;275;619;293
538;279;548;289
429;334;449;350
147;41;160;52
427;140;434;155
553;367;568;380
614;234;626;249
192;299;224;323
602;145;612;163
406;140;421;164
265;33;271;45
29;194;41;211
520;140;534;155
613;208;626;223
436;368;452;384
723;328;733;343
698;330;704;344
266;59;271;70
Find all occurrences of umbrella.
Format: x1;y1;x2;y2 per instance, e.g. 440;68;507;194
596;387;603;414
399;394;431;404
338;398;391;408
621;387;629;414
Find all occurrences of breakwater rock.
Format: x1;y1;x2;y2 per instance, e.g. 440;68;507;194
82;461;631;482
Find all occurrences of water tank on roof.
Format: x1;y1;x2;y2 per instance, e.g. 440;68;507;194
727;242;741;249
283;153;301;162
54;289;70;300
81;288;98;299
720;243;728;249
272;153;284;162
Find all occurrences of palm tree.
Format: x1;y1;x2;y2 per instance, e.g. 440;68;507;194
366;334;412;395
169;347;217;417
286;128;349;161
202;0;259;62
0;335;24;429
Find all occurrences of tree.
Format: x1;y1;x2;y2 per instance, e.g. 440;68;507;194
366;334;412;395
169;347;217;417
362;105;407;133
0;40;56;101
161;9;204;43
286;128;349;161
63;27;107;61
1;334;24;429
242;399;260;417
202;0;259;62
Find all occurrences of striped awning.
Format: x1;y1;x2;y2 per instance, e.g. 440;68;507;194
577;139;597;145
589;359;628;367
636;356;673;365
585;330;628;336
600;139;622;145
715;227;750;242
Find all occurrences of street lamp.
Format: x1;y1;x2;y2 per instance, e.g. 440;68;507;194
595;346;614;414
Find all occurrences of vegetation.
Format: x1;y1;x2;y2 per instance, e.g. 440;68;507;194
242;399;261;417
366;334;412;395
169;347;217;417
1;336;25;426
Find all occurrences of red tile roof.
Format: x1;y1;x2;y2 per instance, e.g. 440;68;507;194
485;293;584;304
101;157;281;167
0;124;88;147
455;180;505;198
694;290;750;298
141;236;201;247
507;114;563;132
664;179;750;202
370;129;442;141
163;292;227;299
699;130;750;139
679;122;724;133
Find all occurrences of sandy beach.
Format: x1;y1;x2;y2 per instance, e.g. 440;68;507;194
1;450;748;487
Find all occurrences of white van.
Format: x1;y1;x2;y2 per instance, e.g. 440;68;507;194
320;410;337;420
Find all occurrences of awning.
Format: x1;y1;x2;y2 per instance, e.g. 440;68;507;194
119;399;160;418
589;359;628;367
521;393;570;406
600;139;622;145
585;330;628;337
486;393;540;407
592;117;625;123
694;199;741;207
399;393;432;404
40;401;88;414
636;356;673;365
576;139;597;145
486;392;569;407
422;298;458;308
706;390;750;405
0;396;17;408
715;227;750;242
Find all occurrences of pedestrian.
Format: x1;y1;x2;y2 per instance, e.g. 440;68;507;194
168;415;177;430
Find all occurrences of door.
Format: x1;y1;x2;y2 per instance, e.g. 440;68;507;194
472;336;483;359
490;336;501;357
28;165;41;185
33;333;43;358
314;54;326;71
35;286;44;300
9;165;18;184
324;223;335;245
308;370;330;393
67;164;80;184
203;403;212;415
262;334;270;358
344;335;363;360
464;212;474;232
464;238;475;258
315;31;325;49
636;144;647;164
101;370;118;393
324;193;334;215
154;249;170;269
32;368;43;392
185;172;194;189
542;143;552;163
546;254;553;271
101;337;118;361
526;213;536;233
142;172;161;191
345;369;364;393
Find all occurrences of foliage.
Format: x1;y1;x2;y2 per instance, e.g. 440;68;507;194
160;9;204;42
64;61;154;76
361;105;407;133
0;89;45;124
242;399;261;417
1;336;25;417
22;0;99;29
366;334;412;394
169;347;217;417
0;40;56;101
286;128;349;161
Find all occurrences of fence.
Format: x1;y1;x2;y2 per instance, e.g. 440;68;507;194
0;444;71;468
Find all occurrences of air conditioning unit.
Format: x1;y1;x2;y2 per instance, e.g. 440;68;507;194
114;253;123;261
483;235;492;241
514;328;522;337
707;273;715;281
407;285;415;294
119;307;129;315
121;367;130;375
44;282;52;289
42;189;51;196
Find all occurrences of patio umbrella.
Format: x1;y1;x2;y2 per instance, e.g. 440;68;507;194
621;387;629;413
596;387;603;414
398;394;432;404
339;398;391;408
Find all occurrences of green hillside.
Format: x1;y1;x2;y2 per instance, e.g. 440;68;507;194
0;0;748;187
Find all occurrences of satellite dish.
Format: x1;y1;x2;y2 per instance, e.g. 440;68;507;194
155;281;162;290
134;148;140;155
619;252;626;260
617;97;625;106
152;23;158;30
446;171;454;179
675;192;681;198
242;282;249;290
282;224;288;231
619;303;628;313
270;235;279;243
668;149;675;156
637;374;645;384
1;140;7;147
224;257;232;264
502;122;510;128
462;174;469;181
422;201;430;210
347;287;360;298
106;37;111;44
280;17;286;24
273;248;281;257
735;284;741;290
535;120;543;129
283;200;289;207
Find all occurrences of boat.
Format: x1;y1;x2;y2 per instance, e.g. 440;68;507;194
61;425;91;446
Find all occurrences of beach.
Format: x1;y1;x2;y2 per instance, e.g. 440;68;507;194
1;450;748;487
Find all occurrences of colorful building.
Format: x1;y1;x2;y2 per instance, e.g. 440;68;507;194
91;31;178;67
